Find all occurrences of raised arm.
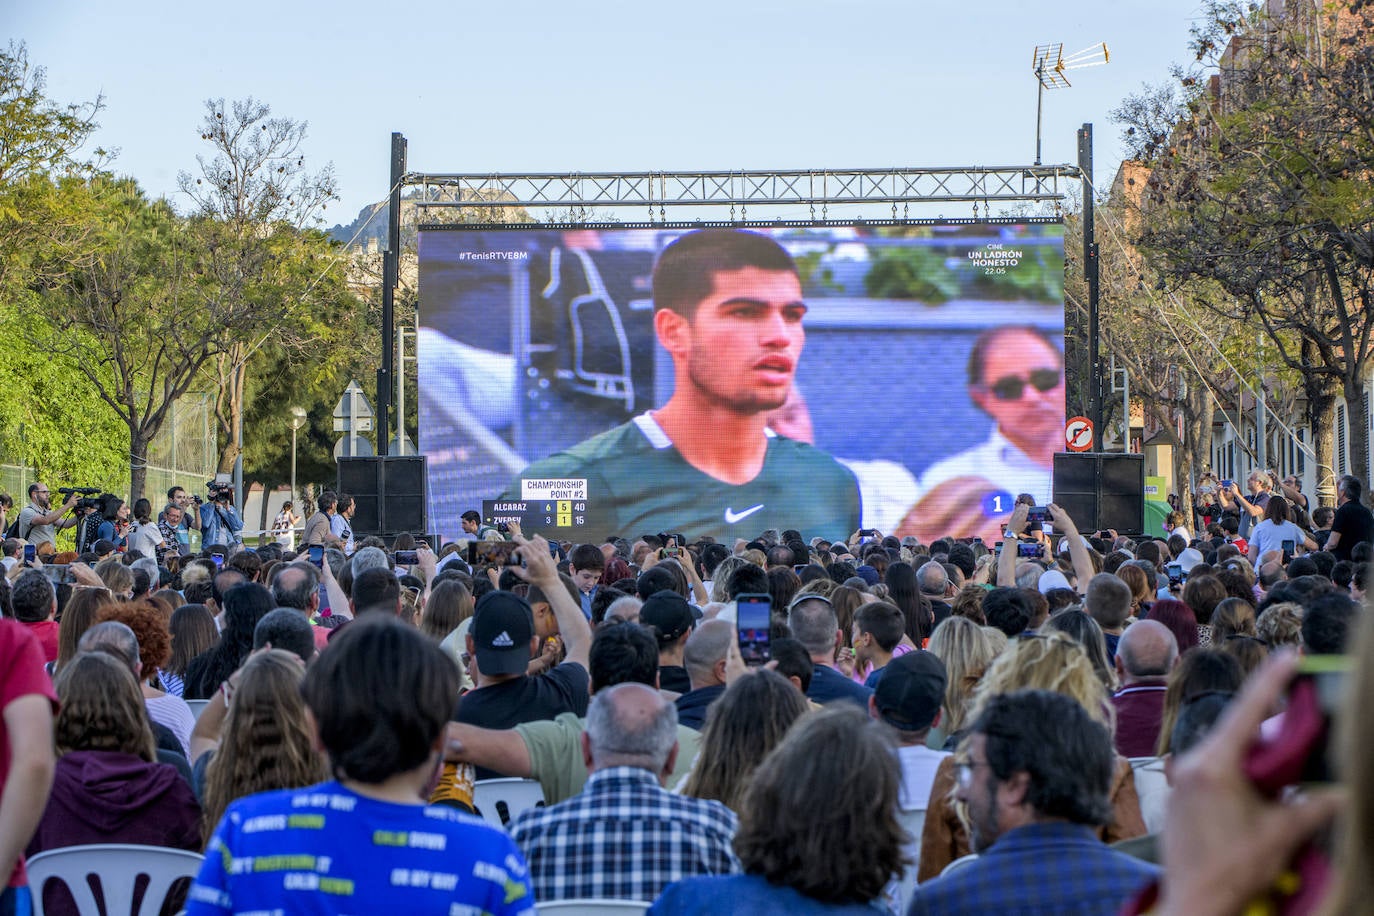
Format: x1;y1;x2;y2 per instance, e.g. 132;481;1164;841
512;533;592;671
998;503;1029;588
1048;503;1093;595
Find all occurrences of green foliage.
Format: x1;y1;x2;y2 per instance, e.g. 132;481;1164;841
864;236;1063;303
0;305;128;490
0;42;103;186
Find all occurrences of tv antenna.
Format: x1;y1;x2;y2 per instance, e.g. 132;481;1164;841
1032;42;1109;165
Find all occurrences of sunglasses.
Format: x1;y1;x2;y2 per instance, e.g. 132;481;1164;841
986;369;1062;401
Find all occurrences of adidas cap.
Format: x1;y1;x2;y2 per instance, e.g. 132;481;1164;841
472;590;536;676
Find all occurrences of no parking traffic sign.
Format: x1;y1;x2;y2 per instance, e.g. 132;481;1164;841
1065;416;1094;452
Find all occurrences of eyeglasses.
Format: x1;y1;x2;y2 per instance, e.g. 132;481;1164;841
955;759;994;790
986;369;1062;401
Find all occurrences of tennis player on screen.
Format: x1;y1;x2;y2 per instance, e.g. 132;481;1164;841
499;229;860;542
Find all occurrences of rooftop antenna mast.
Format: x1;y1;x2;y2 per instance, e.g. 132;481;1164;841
1033;42;1109;165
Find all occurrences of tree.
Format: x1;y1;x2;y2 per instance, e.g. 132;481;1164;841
17;176;240;502
1124;0;1374;503
176;98;346;482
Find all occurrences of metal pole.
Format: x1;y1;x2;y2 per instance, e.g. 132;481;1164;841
378;132;407;457
1079;123;1102;450
291;425;298;508
1122;366;1130;453
1035;72;1045;166
395;326;407;454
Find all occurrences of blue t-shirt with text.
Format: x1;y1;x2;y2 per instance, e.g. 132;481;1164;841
187;781;534;916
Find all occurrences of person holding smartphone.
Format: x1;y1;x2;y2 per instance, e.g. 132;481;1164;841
1246;496;1316;570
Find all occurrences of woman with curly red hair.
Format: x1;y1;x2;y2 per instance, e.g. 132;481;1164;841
100;599;197;757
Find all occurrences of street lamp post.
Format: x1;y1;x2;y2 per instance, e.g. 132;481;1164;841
289;407;307;510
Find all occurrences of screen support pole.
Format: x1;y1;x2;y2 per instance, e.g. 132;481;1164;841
378;131;406;457
1079;123;1102;451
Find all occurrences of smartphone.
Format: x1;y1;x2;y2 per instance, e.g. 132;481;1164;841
1247;655;1350;790
1281;539;1296;562
1166;562;1184;587
793;564;809;573
307;545;324;568
971;536;983;544
859;528;877;538
1025;506;1049;525
1017;542;1043;558
736;593;772;666
23;543;36;564
663;546;680;558
1221;479;1234;489
395;550;419;565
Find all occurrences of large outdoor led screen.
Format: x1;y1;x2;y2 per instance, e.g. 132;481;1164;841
418;221;1066;545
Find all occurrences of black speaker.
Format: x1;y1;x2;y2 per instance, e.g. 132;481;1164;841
336;456;427;536
1053;452;1145;535
337;458;380;495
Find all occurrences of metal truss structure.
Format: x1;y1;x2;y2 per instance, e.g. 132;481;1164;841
406;165;1079;216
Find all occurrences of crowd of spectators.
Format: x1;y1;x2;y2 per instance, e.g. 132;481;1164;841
0;474;1372;915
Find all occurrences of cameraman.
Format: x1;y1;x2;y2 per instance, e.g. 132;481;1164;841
17;483;79;554
200;483;244;550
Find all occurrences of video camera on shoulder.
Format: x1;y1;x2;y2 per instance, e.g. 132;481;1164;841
58;486;104;512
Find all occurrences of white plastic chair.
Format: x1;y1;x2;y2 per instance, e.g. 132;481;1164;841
25;843;203;916
536;901;649;915
939;853;979;878
472;777;546;829
184;699;211;720
1129;755;1170;834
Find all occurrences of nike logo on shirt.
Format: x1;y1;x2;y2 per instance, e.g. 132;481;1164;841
724;504;765;524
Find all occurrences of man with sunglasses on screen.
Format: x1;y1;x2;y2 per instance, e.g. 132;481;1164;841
899;326;1065;543
498;228;860;543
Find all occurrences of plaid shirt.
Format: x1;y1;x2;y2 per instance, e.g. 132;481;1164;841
510;766;739;903
907;822;1158;916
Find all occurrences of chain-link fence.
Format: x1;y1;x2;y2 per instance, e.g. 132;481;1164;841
143;393;216;498
1;393;217;515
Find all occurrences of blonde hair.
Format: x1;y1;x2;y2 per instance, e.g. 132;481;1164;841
95;558;134;599
981;626;1009;656
1255;602;1303;649
795;578;837;601
966;630;1112;731
927;616;997;735
742;549;767;568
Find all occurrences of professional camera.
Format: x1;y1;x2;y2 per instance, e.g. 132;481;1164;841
206;481;234;503
57;486;105;512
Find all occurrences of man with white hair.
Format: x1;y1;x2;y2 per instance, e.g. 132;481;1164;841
509;682;738;902
917;561;954;626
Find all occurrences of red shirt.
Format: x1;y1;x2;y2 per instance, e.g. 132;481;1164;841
1;619;59;887
1110;678;1169;758
22;620;59;664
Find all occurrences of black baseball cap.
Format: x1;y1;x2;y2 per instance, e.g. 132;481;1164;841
640;590;695;648
472;591;536;676
873;651;948;732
